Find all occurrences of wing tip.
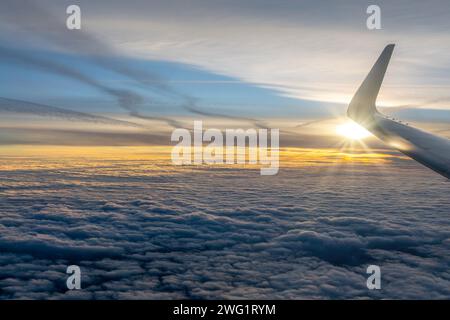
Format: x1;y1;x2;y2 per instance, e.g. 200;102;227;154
347;44;395;124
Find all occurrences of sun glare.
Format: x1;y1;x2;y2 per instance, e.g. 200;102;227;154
336;121;372;140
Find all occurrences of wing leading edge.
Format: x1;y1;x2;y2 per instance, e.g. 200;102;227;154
347;44;450;179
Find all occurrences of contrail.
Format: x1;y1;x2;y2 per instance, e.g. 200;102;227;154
0;0;185;128
182;96;271;129
0;97;144;128
0;0;170;93
0;45;183;128
0;0;273;129
0;46;139;111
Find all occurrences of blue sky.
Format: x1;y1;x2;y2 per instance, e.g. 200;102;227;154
0;45;333;118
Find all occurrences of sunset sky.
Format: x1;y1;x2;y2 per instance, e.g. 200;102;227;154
0;0;449;299
1;0;450;149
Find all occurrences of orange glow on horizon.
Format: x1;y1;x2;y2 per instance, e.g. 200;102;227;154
0;145;408;173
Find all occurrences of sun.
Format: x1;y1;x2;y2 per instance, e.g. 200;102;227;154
336;121;372;140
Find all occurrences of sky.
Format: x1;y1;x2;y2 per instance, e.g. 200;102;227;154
1;0;450;147
0;0;449;300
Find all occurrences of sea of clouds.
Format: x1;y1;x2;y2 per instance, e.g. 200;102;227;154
0;154;449;299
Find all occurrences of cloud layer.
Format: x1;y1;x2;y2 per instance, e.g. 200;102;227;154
0;149;448;299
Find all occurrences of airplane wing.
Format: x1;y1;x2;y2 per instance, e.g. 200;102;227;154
347;44;450;179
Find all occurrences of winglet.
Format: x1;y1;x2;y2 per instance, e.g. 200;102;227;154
347;44;395;125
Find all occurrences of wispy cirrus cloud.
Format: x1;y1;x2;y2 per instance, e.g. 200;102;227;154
75;0;450;108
